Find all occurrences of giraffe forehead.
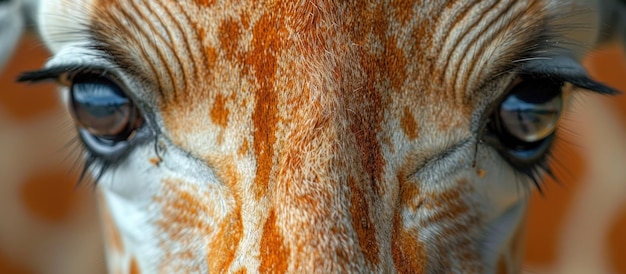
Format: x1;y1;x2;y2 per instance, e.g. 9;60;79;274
80;0;551;150
83;0;549;104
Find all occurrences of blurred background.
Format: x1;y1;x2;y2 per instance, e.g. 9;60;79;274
0;35;625;274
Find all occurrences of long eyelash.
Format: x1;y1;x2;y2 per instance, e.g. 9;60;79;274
17;65;115;85
82;151;112;186
57;131;109;187
510;144;554;195
20;66;111;186
17;65;84;83
510;125;589;196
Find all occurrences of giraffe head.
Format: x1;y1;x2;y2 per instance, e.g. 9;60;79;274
9;0;624;272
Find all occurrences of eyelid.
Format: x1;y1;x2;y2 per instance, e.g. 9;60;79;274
518;55;621;95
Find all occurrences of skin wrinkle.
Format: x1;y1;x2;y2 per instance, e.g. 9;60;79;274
439;0;497;85
456;0;532;100
392;169;427;273
130;0;189;91
204;155;245;272
42;0;605;272
508;212;527;271
348;176;380;266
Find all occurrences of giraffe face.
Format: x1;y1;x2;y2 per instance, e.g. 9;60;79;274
23;0;619;272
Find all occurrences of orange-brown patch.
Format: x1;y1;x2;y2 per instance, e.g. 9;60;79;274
391;214;426;273
390;0;415;25
149;157;162;166
210;93;230;127
129;256;140;274
218;18;242;62
398;174;423;212
204;46;218;71
19;170;83;222
384;36;407;91
347;177;380;265
349;51;386;195
194;0;215;7
249;9;286;199
369;3;388;40
400;107;419;140
259;210;290;273
496;254;508;274
238;138;250;157
476;169;487;178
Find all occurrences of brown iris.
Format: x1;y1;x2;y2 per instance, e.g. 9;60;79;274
488;76;564;164
498;77;563;144
69;73;142;142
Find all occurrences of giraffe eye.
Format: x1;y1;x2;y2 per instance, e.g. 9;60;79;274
488;76;564;164
69;73;144;157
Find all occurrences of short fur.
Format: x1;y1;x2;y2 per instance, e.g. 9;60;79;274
2;0;625;273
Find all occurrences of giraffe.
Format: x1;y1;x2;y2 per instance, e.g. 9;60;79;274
1;0;625;273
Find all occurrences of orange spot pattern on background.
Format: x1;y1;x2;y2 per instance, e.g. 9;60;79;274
0;35;59;120
524;44;626;269
585;45;626;274
19;169;84;223
585;45;626;124
523;134;585;264
0;250;32;274
608;209;626;274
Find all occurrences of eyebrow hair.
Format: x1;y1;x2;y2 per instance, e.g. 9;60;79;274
519;55;622;95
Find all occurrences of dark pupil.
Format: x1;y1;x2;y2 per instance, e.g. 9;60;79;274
70;75;132;140
508;78;562;104
498;77;563;144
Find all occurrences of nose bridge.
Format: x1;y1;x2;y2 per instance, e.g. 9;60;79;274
256;80;395;271
243;2;399;270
